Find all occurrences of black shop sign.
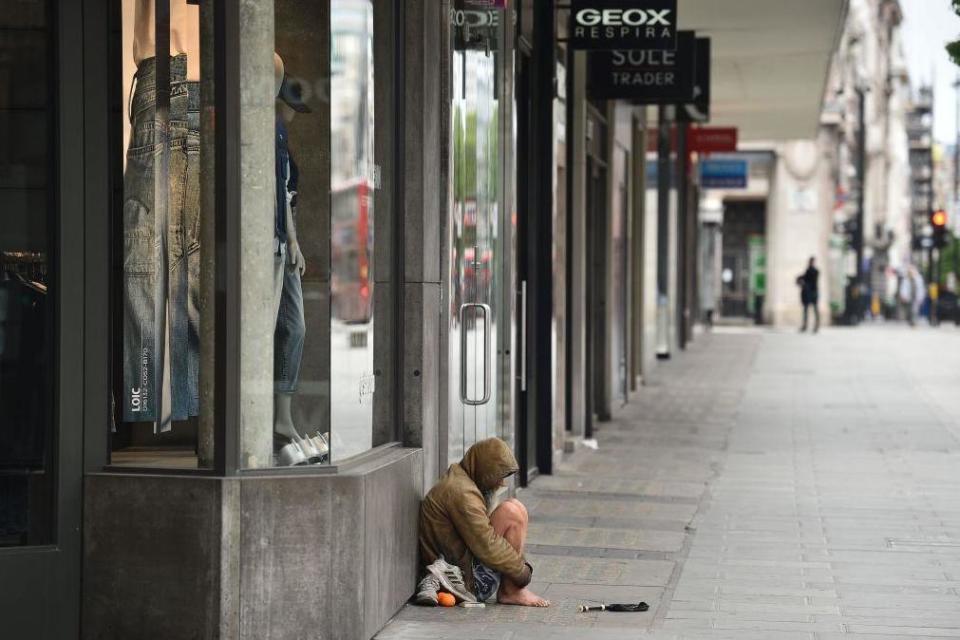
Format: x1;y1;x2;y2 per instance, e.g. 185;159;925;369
570;0;677;50
678;37;711;122
587;30;695;103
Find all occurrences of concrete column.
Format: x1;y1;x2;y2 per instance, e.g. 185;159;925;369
641;106;660;376
630;110;646;389
767;140;831;327
655;106;673;359
372;0;396;447
238;0;275;469
401;0;447;486
568;51;588;438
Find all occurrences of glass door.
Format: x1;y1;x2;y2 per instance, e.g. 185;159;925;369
448;3;503;463
0;0;82;637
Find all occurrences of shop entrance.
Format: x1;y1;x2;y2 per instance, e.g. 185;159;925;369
513;7;560;485
720;200;767;320
447;12;505;467
584;105;609;438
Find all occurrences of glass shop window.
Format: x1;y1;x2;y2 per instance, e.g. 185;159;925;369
111;0;213;468
239;0;386;470
0;0;56;546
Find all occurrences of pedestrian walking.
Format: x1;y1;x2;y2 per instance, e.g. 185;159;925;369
899;265;924;327
797;257;820;333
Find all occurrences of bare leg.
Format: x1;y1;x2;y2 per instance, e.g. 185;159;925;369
489;499;550;607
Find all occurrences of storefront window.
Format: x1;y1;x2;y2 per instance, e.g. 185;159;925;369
329;0;377;461
109;0;389;471
239;0;384;469
0;0;56;545
111;0;213;469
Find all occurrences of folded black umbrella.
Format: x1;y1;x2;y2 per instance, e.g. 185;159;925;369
577;602;649;613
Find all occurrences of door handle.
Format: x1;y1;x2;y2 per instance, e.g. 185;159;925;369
519;280;527;392
460;303;492;406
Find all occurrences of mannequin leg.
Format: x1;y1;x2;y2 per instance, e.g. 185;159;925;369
273;259;305;441
271;245;300;441
274;391;299;440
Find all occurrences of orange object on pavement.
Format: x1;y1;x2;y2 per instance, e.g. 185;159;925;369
437;592;456;607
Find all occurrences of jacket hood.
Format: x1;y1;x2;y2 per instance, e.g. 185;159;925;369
460;438;519;492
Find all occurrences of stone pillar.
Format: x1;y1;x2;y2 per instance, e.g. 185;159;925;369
401;0;448;486
238;0;276;468
568;50;588;437
630;109;646;388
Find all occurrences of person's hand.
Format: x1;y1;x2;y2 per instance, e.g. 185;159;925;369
287;240;306;276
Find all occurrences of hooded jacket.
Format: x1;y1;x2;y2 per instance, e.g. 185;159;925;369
419;438;528;592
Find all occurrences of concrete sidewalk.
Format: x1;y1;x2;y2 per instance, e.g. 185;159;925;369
376;325;960;640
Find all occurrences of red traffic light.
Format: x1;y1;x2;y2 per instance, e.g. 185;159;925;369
932;210;948;228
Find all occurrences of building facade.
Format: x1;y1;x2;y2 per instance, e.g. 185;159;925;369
0;1;848;639
699;0;911;327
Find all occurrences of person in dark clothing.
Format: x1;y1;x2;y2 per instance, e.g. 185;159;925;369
797;257;820;333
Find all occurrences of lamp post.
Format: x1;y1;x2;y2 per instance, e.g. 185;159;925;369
953;76;960;322
855;85;866;295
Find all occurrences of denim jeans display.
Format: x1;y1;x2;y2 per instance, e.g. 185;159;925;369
122;55;201;423
273;244;305;394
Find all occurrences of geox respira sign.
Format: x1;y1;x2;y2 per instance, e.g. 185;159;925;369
570;0;677;50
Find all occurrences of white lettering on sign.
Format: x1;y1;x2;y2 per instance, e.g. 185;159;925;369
450;8;500;28
611;49;676;67
573;25;674;40
613;71;675;87
575;8;672;28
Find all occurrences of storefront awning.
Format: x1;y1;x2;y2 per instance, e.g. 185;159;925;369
679;0;848;141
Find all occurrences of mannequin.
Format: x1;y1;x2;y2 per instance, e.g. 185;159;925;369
133;0;201;81
271;53;317;464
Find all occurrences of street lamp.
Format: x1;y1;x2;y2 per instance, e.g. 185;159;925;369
847;35;869;323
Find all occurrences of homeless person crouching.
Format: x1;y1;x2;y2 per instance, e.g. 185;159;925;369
416;437;550;607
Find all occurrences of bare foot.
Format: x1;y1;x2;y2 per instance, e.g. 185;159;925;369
498;588;550;607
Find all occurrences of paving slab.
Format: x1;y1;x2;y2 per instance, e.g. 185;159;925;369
375;326;960;640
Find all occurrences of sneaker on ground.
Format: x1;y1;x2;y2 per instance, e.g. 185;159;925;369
426;558;476;603
413;573;441;606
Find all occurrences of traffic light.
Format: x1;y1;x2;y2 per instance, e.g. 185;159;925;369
932;210;948;249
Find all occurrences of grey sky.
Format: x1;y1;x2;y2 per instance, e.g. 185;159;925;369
900;0;960;143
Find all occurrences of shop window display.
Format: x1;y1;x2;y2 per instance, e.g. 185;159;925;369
110;0;386;469
249;0;381;468
112;0;209;468
0;0;56;545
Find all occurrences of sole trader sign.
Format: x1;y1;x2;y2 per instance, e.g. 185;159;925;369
587;30;695;102
570;0;677;50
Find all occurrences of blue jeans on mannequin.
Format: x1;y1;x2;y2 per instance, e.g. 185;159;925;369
122;55;200;423
273;242;305;394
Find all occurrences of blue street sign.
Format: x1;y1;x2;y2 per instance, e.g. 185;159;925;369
700;159;748;189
